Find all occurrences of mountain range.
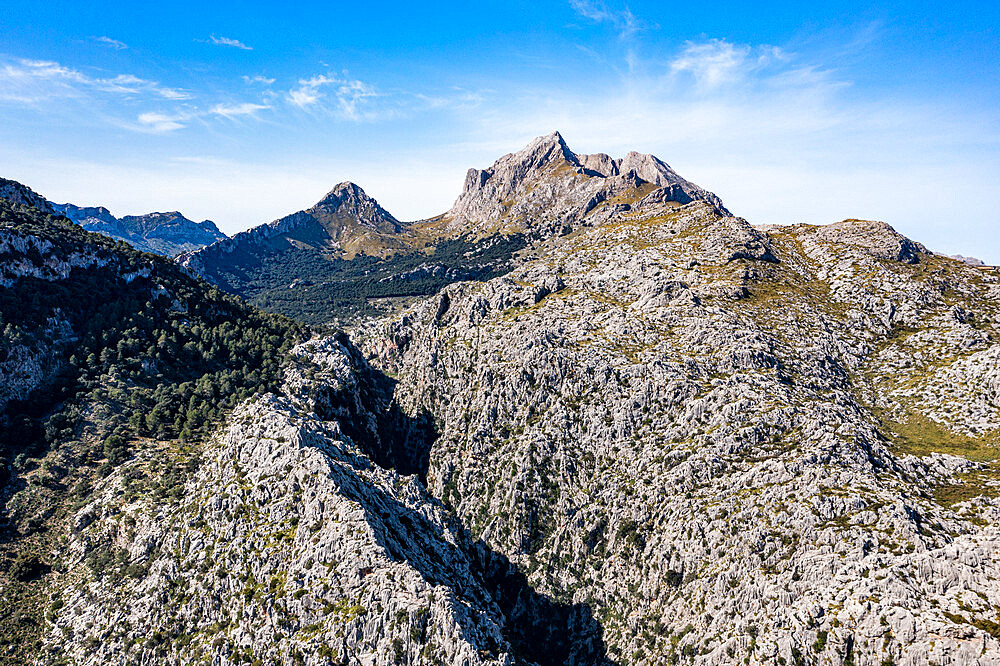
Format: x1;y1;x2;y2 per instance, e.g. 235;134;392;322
2;133;1000;666
177;131;727;323
0;178;227;257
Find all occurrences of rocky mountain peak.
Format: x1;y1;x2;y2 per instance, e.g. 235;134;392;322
439;132;730;235
312;181;402;234
179;181;409;279
509;130;577;168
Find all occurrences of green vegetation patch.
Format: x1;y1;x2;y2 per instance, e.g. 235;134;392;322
933;467;1000;510
876;405;1000;463
199;233;527;324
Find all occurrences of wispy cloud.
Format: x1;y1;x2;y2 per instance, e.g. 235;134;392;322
207;35;252;50
93;36;127;50
133;100;271;132
137;112;186;133
242;74;275;85
287;73;378;120
569;0;646;38
288;74;335;107
0;57;189;103
211;102;269;119
413;87;486;111
669;39;787;90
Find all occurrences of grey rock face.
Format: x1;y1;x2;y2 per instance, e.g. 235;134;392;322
437;132;730;238
43;336;609;665
357;200;1000;665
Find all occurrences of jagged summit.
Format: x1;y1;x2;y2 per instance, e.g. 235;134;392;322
435;131;730;236
502;130;694;190
495;130;578;172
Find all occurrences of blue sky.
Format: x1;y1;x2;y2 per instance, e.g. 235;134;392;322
1;1;998;261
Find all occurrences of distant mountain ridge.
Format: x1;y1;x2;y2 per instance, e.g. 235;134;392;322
49;202;226;257
0;178;226;257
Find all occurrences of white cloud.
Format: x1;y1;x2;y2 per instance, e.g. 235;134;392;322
94;36;127;50
288;74;336;107
569;0;612;21
287;73;377;119
137;112;186;132
569;0;645;38
208;35;252;50
0;55;280;133
334;79;377;120
0;57;189;102
211;102;270;118
243;74;275;85
670;39;787;90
